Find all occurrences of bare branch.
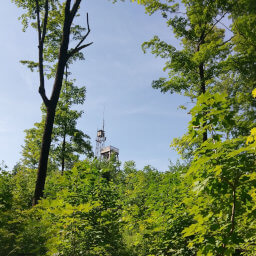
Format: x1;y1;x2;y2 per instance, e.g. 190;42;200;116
216;18;233;33
67;13;92;59
198;11;228;46
36;0;42;42
76;13;90;49
208;11;228;35
36;0;49;106
68;42;93;58
41;0;49;44
70;0;82;24
218;36;234;47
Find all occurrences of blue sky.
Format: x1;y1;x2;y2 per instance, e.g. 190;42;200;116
0;0;190;171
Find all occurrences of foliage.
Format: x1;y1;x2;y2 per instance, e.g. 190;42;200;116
0;160;128;255
140;0;230;99
13;0;87;71
0;159;197;256
131;0;256;255
2;0;256;255
21;79;93;172
13;0;93;205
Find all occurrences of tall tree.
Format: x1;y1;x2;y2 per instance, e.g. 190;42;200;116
54;74;93;173
22;75;93;173
13;0;92;205
139;0;231;143
130;0;256;254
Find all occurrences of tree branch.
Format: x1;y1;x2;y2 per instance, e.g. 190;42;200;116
36;0;42;42
39;86;50;106
198;11;228;46
233;21;256;50
67;13;92;59
230;186;236;234
65;0;72;21
216;18;233;33
217;36;234;47
36;0;50;106
69;42;93;57
221;176;234;189
41;0;49;44
70;0;82;24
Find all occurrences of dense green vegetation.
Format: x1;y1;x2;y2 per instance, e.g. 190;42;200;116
1;0;256;255
0;159;192;255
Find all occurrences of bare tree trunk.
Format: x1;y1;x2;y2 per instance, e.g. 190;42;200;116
33;48;69;205
33;105;56;205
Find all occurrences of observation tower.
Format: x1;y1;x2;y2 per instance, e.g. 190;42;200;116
95;119;119;160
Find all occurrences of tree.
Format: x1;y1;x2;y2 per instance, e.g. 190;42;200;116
54;75;93;173
130;0;256;254
139;0;231;143
22;75;93;173
174;91;255;255
13;0;93;205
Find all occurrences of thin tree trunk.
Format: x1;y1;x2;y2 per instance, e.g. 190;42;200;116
61;126;67;175
33;62;68;205
197;28;207;142
230;186;236;234
61;65;69;175
221;180;238;254
199;62;207;142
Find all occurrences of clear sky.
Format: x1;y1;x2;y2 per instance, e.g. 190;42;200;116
0;0;190;171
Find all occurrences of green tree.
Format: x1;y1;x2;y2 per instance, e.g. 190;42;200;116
141;0;231;143
175;92;255;255
22;77;92;173
13;0;93;205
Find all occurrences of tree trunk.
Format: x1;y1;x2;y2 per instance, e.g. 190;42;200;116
221;181;238;254
197;29;207;143
33;2;71;206
61;127;67;175
33;105;56;205
230;186;236;234
199;62;207;142
33;59;68;205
